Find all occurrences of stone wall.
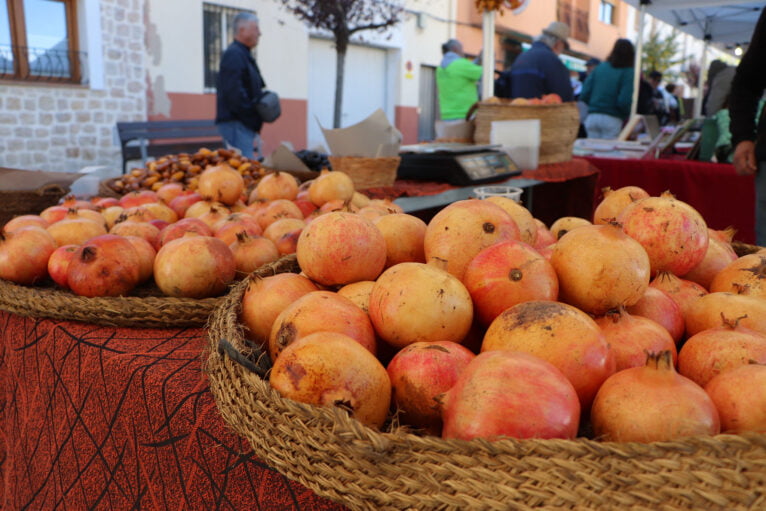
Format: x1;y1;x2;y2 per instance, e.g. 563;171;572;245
0;0;146;174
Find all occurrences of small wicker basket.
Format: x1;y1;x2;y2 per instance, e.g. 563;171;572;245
328;156;400;189
0;183;68;226
205;256;766;511
473;101;580;164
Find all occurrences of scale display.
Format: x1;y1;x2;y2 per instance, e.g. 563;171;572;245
397;148;521;186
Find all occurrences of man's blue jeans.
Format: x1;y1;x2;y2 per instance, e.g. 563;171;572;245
217;120;260;160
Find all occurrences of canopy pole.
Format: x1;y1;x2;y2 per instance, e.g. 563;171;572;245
630;2;647;118
481;10;496;100
694;35;710;119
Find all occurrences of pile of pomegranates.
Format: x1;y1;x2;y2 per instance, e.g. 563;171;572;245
240;184;766;442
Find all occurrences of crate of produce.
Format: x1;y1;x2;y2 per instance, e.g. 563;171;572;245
205;255;766;511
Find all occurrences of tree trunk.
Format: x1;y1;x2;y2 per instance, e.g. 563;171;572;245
334;47;346;128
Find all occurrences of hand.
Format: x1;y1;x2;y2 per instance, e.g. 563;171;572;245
733;140;758;176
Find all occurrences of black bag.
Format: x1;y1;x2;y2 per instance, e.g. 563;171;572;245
256;90;281;123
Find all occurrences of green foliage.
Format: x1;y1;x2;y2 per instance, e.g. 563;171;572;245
642;28;687;82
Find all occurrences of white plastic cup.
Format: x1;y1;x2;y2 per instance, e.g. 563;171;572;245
490;119;541;170
474;185;523;203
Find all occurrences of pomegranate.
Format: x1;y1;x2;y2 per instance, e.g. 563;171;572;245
123;235;156;284
386;341;475;435
650;271;707;321
39;205;70;224
0;226;57;285
336;280;375;313
619;193;709;275
101;206;125;229
158;217;214;246
240;273;319;346
678;319;766;387
308;170;355;207
47;211;108;246
47;244;79;288
441;350;580;441
197;163;244;206
273;229;302;256
463;240;558;325
548;216;592;240
109;220;161;250
252;171;299;201
485;196;538;245
119;190;158;209
705;363;766;433
168;191;203;218
197;205;233;230
269;332;391;429
550;223;650;315
155;182;185;204
591;351;720;442
184;200;230;220
268;290;377;361
682;235;738;290
482;300;615;409
153;235;236;298
532;219;556;250
424;199;520;281
91;197;119;209
213;213;264;246
67;234;141;297
229;232;280;277
685;292;766;336
626;287;685;343
257;199;305;230
594;307;677;371
141;202;178;224
368;263;473;348
3;214;49;232
262;218;306;246
372;213;427;268
296;211;386;286
592;186;650;225
293;198;318;218
710;253;766;298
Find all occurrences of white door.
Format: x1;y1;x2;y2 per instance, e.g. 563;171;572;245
307;38;389;151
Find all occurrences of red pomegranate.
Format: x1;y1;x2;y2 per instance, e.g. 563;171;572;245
626;287;685;343
592;186;650;225
650;271;708;321
619;192;709;275
705;363;766;433
372;213;427;268
153;235;236;298
685;292;766;336
682;235;738;290
387;341;475;435
0;226;57;285
591;351;719;442
47;244;79;288
594;307;677;371
463;240;558;325
710;253;766;298
441;350;580;441
67;234;141;297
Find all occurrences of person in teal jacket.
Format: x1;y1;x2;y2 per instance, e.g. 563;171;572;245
436;39;482;121
580;39;635;139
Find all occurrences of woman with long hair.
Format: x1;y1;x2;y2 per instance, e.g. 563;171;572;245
580;39;636;139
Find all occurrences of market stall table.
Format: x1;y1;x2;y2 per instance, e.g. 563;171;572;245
0;311;344;510
585;156;756;244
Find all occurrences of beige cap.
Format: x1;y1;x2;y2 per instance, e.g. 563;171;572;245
542;21;571;48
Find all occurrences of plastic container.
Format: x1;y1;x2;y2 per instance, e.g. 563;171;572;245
473;185;523;203
490;119;541;170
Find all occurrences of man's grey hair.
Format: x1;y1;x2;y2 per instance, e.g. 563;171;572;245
233;12;259;33
536;33;559;50
444;39;462;53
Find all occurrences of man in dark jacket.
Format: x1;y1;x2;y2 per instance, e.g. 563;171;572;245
730;6;766;245
494;21;573;101
215;12;265;159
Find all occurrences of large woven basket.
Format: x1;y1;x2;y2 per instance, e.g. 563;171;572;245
473;101;580;164
0;183;69;226
0;279;220;328
328;156;400;189
205;256;766;510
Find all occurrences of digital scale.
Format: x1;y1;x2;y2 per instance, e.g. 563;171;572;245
397;143;521;186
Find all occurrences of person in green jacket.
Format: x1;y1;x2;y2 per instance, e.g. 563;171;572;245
580;39;635;139
436;39;482;122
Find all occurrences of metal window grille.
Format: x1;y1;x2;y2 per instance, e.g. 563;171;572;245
0;44;87;83
203;3;250;91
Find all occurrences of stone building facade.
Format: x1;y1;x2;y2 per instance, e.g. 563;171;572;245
0;0;145;173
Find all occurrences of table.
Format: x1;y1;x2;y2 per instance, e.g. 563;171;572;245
366;158;601;227
0;311;344;510
585;156;756;244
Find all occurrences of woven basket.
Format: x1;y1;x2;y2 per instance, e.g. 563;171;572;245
473;101;580;164
0;183;68;226
0;279;220;328
328;156;400;189
205;256;766;510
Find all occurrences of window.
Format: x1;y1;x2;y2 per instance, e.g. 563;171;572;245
203;3;254;91
599;0;615;25
1;0;84;83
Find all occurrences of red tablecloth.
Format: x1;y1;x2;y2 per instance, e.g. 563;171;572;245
365;158;601;227
0;311;344;510
585;156;756;244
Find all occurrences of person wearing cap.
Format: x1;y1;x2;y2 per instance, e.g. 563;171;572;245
494;21;574;101
435;38;483;122
579;57;600;83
